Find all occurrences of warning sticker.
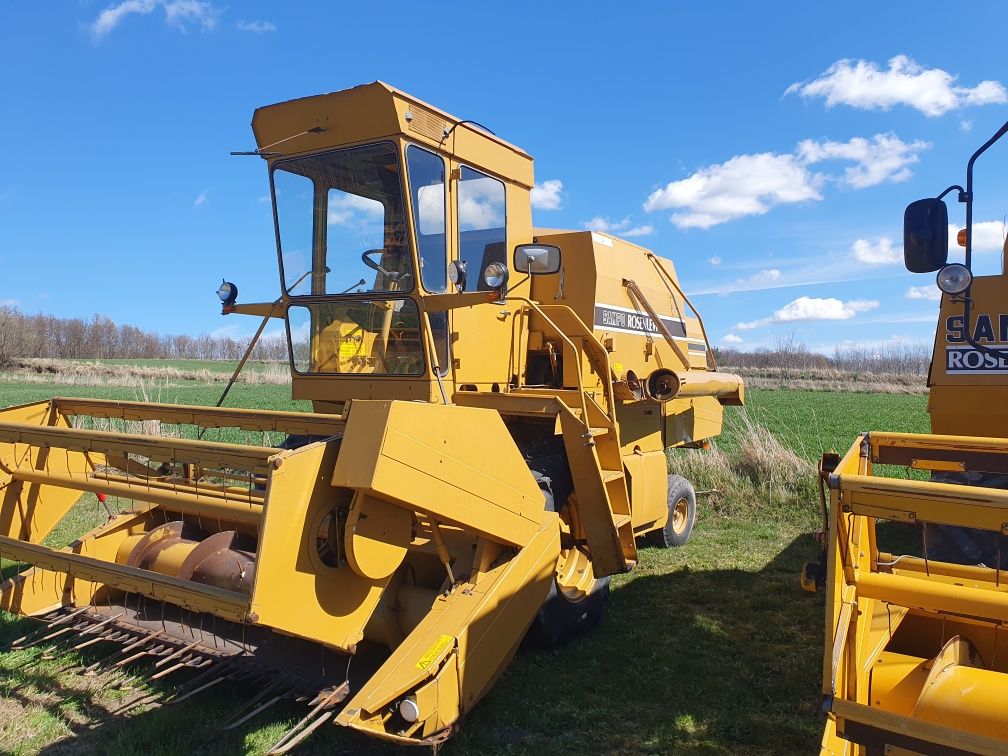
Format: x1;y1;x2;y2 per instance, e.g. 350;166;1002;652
415;634;454;671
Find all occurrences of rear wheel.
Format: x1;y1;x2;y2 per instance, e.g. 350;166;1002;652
646;474;696;548
527;491;609;646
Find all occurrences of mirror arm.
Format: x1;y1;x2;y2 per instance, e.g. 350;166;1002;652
506;273;531;294
936;184;965;202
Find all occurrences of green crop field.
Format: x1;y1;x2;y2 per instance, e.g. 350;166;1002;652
0;371;931;755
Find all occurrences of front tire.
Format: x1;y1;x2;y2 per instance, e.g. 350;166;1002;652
527;485;609;646
646;474;696;548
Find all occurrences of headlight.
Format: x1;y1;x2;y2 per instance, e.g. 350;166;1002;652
936;263;972;295
483;262;509;289
217;280;238;305
448;260;467;290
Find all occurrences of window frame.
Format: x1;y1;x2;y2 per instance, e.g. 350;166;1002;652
454;163;509;292
404;143;449;295
269;140;415;297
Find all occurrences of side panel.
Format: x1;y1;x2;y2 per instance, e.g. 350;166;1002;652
251;440;390;652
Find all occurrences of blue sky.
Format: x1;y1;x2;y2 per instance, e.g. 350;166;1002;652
2;2;1007;353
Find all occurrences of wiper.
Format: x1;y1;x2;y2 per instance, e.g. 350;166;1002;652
285;266;330;295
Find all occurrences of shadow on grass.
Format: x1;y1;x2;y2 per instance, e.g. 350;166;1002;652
13;529;826;756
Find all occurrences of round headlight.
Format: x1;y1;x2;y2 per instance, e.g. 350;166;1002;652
936;263;972;295
483;262;509;289
217;280;238;305
448;260;467;288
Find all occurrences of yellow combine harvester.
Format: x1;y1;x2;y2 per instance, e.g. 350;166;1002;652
0;82;742;749
812;118;1008;754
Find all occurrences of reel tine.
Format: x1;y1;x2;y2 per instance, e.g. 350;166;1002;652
162;657;238;706
220;691;288;730
84;630;164;675
9;607;90;649
153;639;202;669
219;679;285;729
265;686;347;756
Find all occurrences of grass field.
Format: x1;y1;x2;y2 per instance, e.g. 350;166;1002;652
0;369;931;755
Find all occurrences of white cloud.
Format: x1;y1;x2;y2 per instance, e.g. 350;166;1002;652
708;256;722;266
722;333;743;344
193;191;208;208
948;221;1005;252
960;119;974;133
645;132;928;229
90;0;219;41
236;19;276;33
584;216;629;233
91;0;158;40
906;285;942;302
715;268;782;295
459;177;505;230
786;56;1008;117
796;134;929;189
584;216;652;237
644;152;822;229
851;237;899;264
327;193;384;226
736;296;878;330
530;179;563;210
0;298;19;308
623;225;654;238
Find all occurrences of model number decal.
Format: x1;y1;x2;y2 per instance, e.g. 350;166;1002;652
594;303;686;337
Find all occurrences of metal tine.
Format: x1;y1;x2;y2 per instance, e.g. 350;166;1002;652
5;608;65;648
150;653;201;681
8;606;88;649
83;630;164;675
10;607;94;649
115;642;170;669
50;630;131;675
41;612;124;658
153;639;203;669
104;690;163;719
265;687;347;756
162;657;240;706
219;679;286;729
221;689;289;730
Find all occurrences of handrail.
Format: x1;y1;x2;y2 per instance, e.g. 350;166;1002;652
622;278;691;368
505;297;615;427
646;253;718;371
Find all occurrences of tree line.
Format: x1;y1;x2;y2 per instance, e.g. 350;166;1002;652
0;306;287;364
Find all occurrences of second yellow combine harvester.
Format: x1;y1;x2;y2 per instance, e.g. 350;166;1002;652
812;118;1008;754
0;83;742;749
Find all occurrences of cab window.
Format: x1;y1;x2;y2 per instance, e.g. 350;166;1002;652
457;166;506;291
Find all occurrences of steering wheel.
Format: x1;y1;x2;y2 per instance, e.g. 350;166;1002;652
361;248;394;276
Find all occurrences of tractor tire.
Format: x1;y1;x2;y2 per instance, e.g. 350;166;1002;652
526;478;610;647
646;474;696;548
528;572;610;647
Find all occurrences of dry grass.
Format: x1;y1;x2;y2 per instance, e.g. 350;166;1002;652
669;409;818;525
721;365;927;394
2;358;291;389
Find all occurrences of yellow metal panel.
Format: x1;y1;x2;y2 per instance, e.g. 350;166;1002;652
251;439;389;652
338;516;559;742
332;401;544;547
625;450;668;531
345;493;412;580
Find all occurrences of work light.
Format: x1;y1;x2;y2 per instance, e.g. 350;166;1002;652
936;263;972;295
483;262;508;289
217;280;238;306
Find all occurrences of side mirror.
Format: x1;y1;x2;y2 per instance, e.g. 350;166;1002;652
513;244;561;275
903;198;948;273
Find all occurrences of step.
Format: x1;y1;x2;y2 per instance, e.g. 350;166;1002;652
601;470;624;483
613;514;632;529
588;427;611;438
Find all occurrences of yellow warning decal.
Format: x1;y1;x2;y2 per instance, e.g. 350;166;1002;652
339;337;360;359
415;634;454;671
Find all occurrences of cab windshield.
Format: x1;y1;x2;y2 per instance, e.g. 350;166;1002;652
272;142;413;295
